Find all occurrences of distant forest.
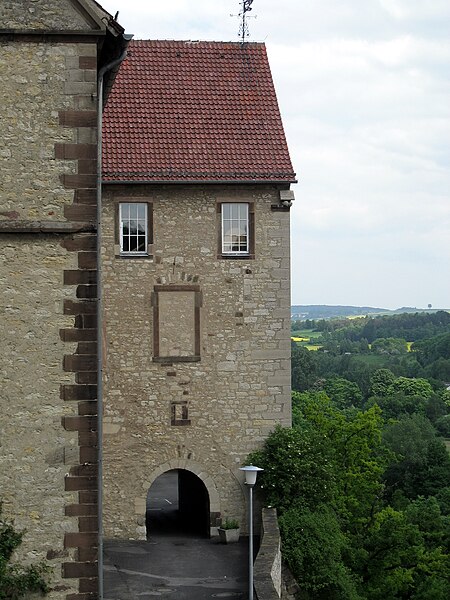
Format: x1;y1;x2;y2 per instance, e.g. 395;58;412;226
251;309;450;599
291;304;446;320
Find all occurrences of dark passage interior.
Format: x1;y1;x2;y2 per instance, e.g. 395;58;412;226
146;469;210;537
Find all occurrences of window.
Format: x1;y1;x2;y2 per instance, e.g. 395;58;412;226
221;203;248;254
171;401;191;426
119;202;149;255
218;202;254;258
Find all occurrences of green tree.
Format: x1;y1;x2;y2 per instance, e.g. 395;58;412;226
291;343;317;391
248;422;335;512
356;506;449;600
383;414;450;499
279;505;362;599
371;338;408;355
324;377;363;409
369;369;396;397
387;377;434;399
0;503;49;599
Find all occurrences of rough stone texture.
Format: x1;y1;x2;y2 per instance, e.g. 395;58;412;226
101;184;291;539
0;41;96;221
0;237;79;597
0;0;92;31
0;3;102;598
254;508;282;600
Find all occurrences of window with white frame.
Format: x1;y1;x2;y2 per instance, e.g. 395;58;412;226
221;203;249;254
119;202;148;254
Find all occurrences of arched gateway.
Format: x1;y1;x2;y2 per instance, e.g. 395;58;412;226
143;460;221;537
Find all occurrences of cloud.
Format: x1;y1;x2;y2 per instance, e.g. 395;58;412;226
100;0;450;308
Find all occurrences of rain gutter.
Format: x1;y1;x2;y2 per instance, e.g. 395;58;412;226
96;42;131;600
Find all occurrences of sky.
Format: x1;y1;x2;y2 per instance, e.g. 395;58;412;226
99;0;450;310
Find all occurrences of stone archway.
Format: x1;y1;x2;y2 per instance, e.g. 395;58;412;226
143;460;220;538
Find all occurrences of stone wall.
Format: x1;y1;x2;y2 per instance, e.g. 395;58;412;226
101;184;291;539
0;8;102;596
254;508;282;600
0;0;94;30
0;237;78;596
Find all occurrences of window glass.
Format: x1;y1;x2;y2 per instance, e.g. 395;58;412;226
221;203;249;254
120;203;147;254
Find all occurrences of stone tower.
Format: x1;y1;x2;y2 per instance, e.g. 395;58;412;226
100;40;296;540
0;2;126;598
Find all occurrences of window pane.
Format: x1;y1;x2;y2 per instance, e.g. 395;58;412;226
222;204;231;219
120;203;148;253
221;203;249;254
121;203;130;219
138;203;146;219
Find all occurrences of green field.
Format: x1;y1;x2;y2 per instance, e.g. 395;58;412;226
291;329;324;350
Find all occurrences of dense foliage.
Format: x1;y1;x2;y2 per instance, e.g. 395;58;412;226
292;311;450;343
0;504;49;599
251;312;450;599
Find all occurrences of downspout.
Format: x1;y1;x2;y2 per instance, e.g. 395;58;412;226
97;45;129;599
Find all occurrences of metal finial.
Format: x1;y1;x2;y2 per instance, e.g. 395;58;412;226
239;0;255;44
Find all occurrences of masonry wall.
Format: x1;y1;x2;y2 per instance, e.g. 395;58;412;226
0;24;101;599
101;184;291;539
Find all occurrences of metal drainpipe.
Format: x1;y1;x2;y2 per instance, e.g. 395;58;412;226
97;46;128;599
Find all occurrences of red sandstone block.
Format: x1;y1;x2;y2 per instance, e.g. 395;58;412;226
65;504;98;517
64;532;98;548
55;143;96;159
60;329;97;342
63;355;97;372
77;342;97;355
59;110;97;127
63;562;98;579
61;235;97;252
64;270;97;285
76;372;97;385
64;476;97;492
62;416;97;432
79;578;98;593
61;174;96;189
64;300;97;315
79;56;97;70
78;252;97;269
60;385;97;401
80;447;97;464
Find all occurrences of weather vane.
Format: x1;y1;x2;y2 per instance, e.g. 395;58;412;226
232;0;256;45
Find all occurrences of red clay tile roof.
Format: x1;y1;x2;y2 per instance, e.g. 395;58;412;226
102;40;296;183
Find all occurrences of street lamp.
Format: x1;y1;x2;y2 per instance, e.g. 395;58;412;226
240;465;263;600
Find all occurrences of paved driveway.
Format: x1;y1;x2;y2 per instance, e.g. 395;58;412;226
103;534;249;599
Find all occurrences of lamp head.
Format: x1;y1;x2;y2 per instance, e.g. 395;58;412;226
239;465;264;486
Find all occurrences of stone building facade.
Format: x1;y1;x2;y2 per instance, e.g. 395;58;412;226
1;4;295;597
0;1;126;598
101;40;296;540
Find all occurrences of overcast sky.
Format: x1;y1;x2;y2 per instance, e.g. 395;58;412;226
100;0;450;310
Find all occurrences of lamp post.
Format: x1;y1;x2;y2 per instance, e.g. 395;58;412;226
240;465;263;600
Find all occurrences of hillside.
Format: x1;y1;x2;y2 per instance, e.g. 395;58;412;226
291;305;445;320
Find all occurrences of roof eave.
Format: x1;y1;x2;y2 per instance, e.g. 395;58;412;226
102;178;297;185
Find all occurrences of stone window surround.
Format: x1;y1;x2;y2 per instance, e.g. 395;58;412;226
216;200;255;259
170;400;191;426
114;198;153;258
151;284;202;363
